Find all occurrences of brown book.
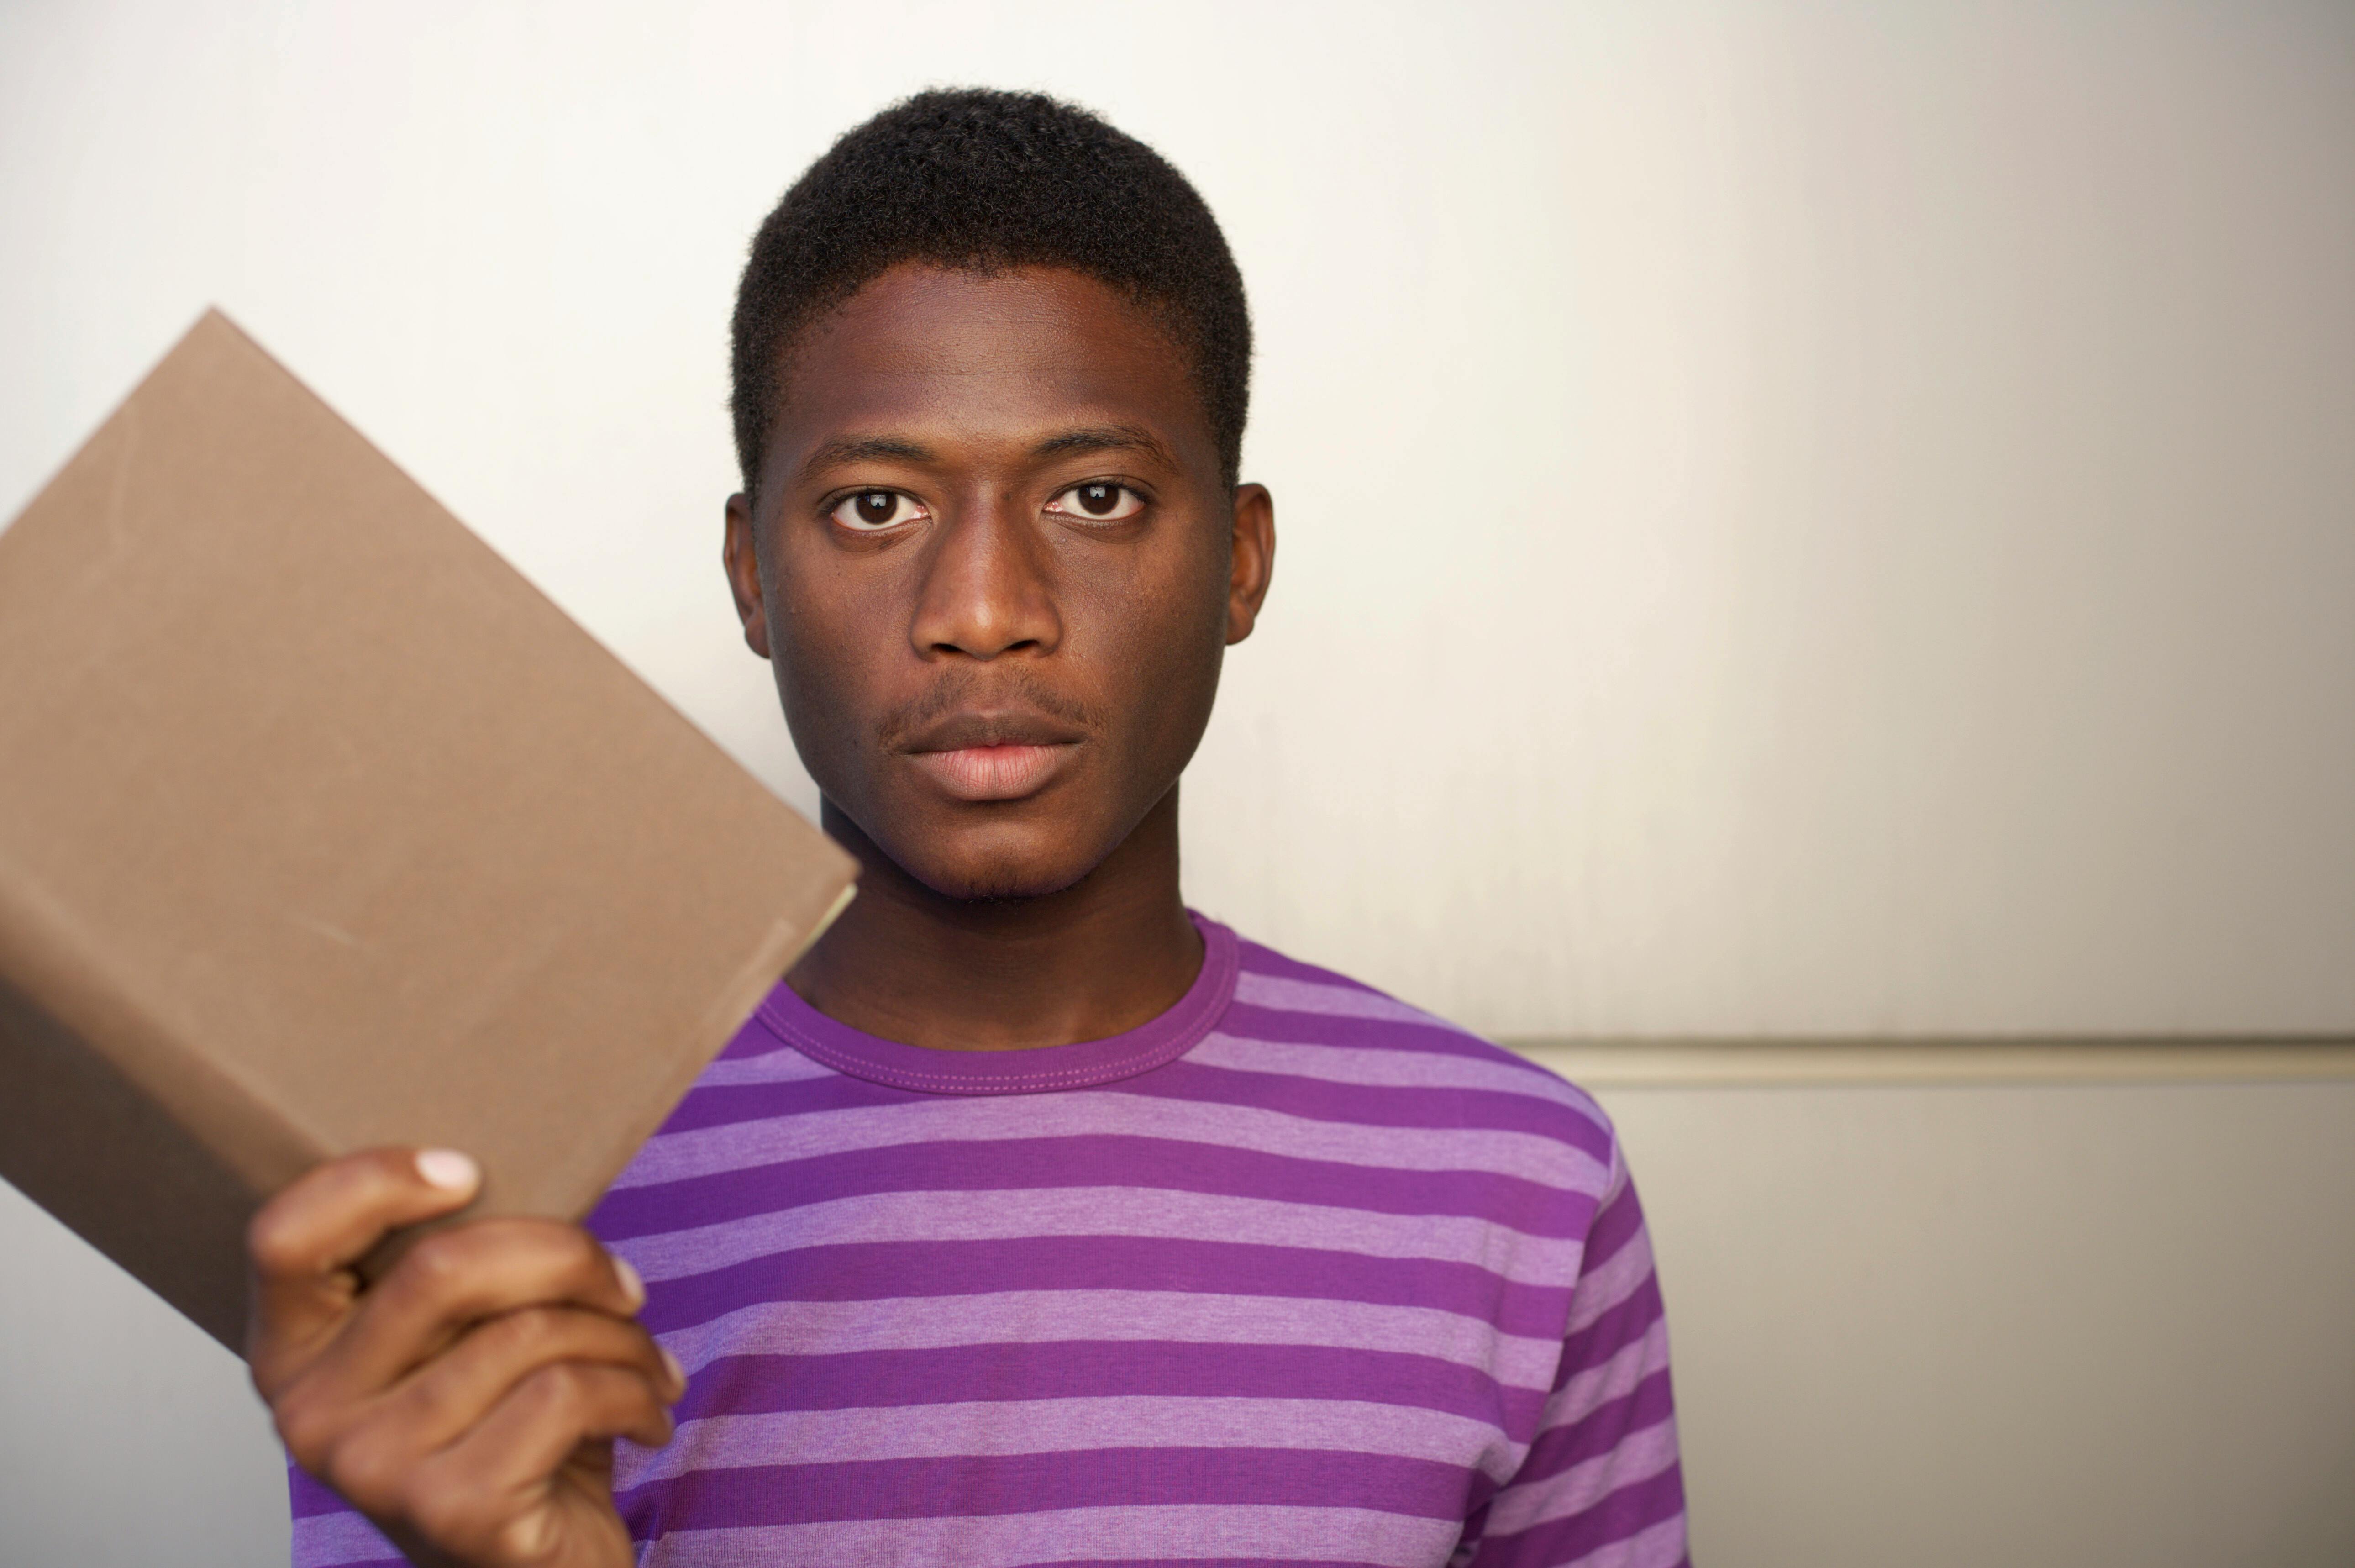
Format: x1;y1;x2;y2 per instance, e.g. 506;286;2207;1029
0;310;856;1353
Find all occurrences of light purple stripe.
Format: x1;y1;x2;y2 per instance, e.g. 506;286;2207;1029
1598;1138;1628;1206
637;1505;1465;1568
648;1289;1563;1389
290;1511;401;1565
615;1395;1523;1488
1187;1032;1614;1119
694;1047;836;1087
1564;1224;1656;1334
611;1091;1609;1192
1233;972;1473;1031
1543;1318;1672;1437
615;1184;1588;1286
1483;1417;1682;1536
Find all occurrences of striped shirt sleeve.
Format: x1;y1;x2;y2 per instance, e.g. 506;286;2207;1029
1459;1140;1690;1568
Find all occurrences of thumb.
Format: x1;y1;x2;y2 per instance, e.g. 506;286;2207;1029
245;1147;481;1386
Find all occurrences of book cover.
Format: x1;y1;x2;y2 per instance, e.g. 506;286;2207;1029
0;311;855;1352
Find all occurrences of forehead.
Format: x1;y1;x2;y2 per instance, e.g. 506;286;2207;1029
769;264;1217;474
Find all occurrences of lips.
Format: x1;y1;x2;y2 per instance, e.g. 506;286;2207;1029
909;742;1071;800
900;708;1085;802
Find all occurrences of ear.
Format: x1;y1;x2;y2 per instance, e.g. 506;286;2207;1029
1224;483;1276;646
723;492;773;660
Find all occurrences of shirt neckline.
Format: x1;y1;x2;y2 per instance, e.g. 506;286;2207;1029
756;911;1238;1096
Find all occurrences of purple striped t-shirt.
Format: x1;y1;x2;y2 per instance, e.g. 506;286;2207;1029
289;915;1688;1567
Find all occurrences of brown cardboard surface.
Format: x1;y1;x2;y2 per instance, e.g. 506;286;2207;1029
0;310;856;1352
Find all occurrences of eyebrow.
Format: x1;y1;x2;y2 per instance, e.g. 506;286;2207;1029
795;423;1179;487
796;435;937;485
1030;425;1178;468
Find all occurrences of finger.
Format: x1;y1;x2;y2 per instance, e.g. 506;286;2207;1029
384;1306;684;1456
325;1220;645;1395
247;1147;481;1379
403;1363;673;1558
458;1362;675;1482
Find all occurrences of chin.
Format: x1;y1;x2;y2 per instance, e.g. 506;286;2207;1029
916;853;1089;904
897;821;1108;904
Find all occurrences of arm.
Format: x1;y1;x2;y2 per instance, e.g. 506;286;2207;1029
1463;1146;1691;1568
246;1148;684;1568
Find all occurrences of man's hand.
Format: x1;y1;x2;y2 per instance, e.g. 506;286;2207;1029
247;1149;684;1568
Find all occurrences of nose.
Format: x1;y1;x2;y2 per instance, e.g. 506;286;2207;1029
908;494;1063;661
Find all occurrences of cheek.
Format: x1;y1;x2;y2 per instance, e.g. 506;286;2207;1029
1091;549;1230;762
767;563;884;783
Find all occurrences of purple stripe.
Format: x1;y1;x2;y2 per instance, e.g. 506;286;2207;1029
643;1294;1565;1402
1555;1275;1665;1390
1515;1367;1677;1488
638;1235;1573;1340
715;1011;794;1059
590;1134;1596;1242
663;1340;1545;1431
1580;1176;1648;1271
1477;1466;1687;1568
1459;1499;1493;1556
1460;1466;1505;1531
618;1445;1477;1527
1122;1062;1615;1159
288;1463;349;1520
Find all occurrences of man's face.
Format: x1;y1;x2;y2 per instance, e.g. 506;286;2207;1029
725;263;1273;900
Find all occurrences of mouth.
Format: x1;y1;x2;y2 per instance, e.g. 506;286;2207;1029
908;742;1073;800
900;709;1086;803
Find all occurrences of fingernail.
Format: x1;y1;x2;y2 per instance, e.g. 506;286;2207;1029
659;1347;686;1394
415;1149;480;1193
613;1256;646;1312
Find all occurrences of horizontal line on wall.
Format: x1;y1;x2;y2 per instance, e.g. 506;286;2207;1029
1499;1037;2355;1088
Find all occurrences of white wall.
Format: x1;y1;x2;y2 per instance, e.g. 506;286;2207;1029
5;0;2348;1038
3;3;2351;1565
1606;1078;2355;1568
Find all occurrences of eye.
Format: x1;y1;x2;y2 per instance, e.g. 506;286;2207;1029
829;489;926;531
1047;481;1144;522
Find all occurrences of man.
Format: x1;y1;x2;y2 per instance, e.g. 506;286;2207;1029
253;89;1687;1568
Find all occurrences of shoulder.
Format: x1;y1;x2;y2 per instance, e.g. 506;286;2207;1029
1204;924;1620;1193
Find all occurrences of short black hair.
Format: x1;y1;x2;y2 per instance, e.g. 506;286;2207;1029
730;88;1251;493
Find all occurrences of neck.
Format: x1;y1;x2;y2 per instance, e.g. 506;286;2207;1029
787;787;1203;1051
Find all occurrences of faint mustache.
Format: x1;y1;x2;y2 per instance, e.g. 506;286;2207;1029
876;668;1097;752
